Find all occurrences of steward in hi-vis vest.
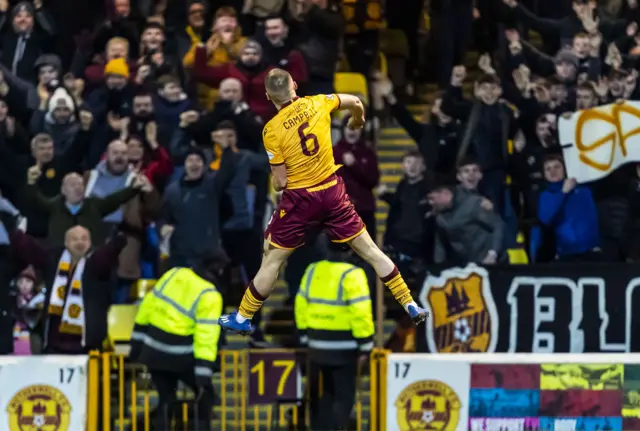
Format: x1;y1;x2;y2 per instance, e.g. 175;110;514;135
295;243;374;431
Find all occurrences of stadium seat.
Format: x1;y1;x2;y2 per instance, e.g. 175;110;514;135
131;278;156;300
377;52;388;78
107;304;139;356
334;72;369;104
378;29;409;91
507;232;529;264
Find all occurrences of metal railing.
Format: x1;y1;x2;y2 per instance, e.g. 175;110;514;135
87;349;373;431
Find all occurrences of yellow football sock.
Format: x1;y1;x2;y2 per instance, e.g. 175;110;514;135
382;267;413;306
238;281;266;319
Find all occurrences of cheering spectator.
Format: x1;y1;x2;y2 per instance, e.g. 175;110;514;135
334;115;380;237
160;138;236;268
380;75;462;177
456;157;483;193
183;6;246;110
0;0;56;83
84;37;137;90
289;0;343;94
381;149;433;266
442;65;518;215
258;16;308;85
187;77;263;153
30;86;79;153
428;183;505;265
126;124;173;190
153;75;191;147
0;197;21;354
0;111;93;237
193;39;275;121
92;0;142;59
84;140;160;299
175;1;209;61
6;222;126;354
25;166;148;247
537;155;601;261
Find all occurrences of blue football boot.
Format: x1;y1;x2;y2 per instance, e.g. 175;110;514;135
218;312;254;335
408;304;429;325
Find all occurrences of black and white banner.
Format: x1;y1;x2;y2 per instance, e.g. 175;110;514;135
417;263;640;353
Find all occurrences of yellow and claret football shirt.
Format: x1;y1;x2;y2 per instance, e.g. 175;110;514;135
262;94;341;189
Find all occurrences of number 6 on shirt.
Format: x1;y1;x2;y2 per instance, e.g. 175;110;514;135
298;121;319;156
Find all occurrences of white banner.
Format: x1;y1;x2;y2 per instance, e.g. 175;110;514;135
558;101;640;183
386;353;470;431
0;355;88;430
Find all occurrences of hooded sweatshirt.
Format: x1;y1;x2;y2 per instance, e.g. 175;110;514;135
84;161;135;223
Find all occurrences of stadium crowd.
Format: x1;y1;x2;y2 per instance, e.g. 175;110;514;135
0;0;639;427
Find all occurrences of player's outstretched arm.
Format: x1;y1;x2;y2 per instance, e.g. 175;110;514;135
337;94;365;129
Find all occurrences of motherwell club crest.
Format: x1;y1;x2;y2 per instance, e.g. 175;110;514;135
419;264;498;353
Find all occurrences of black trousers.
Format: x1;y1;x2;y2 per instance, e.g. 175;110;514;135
308;360;358;431
150;369;215;431
222;228;264;333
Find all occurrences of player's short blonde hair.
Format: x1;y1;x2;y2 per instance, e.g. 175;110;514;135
265;69;294;104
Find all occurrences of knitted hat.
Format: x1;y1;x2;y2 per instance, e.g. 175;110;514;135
554;49;579;69
184;147;206;163
104;58;130;78
47;87;75;113
34;54;62;74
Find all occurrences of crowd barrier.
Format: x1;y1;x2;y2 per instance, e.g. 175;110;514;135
0;349;369;431
371;349;640;431
4;349;640;430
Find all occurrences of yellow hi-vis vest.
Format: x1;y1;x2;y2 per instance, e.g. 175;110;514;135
132;267;222;378
294;260;374;353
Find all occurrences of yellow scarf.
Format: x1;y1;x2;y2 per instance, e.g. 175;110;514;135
209;144;238;171
186;26;201;44
48;250;86;336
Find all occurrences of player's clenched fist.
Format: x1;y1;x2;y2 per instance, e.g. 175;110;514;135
180;110;200;128
27;165;42;185
347;115;365;130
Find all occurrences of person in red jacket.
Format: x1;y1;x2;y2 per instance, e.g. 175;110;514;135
193;39;305;122
126;122;173;191
333;115;380;238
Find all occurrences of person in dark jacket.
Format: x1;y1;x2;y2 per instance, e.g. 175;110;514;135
0;202;25;354
288;0;344;95
503;0;627;53
30;86;80;154
442;66;518;216
0;113;94;238
333;115;380;237
381;149;434;270
379;77;462;178
184;78;263;154
160;140;236;268
5;222;126;354
25;167;148;247
428;182;505;265
0;1;56;83
257;16;308;87
153;75;192;148
537;154;601;261
91;0;142;59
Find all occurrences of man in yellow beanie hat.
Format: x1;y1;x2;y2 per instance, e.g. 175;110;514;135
104;58;130;80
